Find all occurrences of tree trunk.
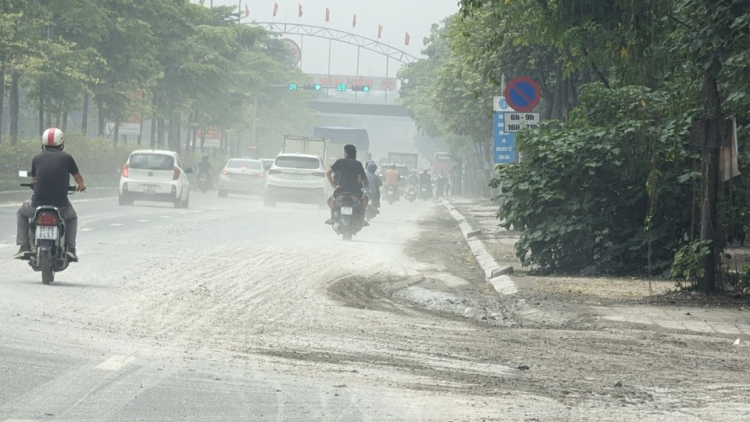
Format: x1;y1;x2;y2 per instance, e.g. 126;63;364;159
175;115;182;153
157;118;165;147
191;107;198;154
39;92;45;136
698;71;724;291
113;121;120;147
62;109;68;131
97;95;105;137
10;70;20;145
81;91;89;135
0;63;5;144
551;66;564;120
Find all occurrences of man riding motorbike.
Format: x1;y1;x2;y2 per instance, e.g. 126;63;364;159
14;128;86;261
365;162;382;213
325;144;369;226
384;165;400;200
419;169;433;197
197;155;213;190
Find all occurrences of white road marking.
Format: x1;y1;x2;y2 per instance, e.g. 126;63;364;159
95;355;135;371
80;228;93;232
136;219;149;223
160;215;170;218
110;223;124;227
179;211;189;214
5;419;40;422
0;243;13;248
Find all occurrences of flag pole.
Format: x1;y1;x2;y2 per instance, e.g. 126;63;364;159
355;46;361;101
327;38;332;76
384;56;390;103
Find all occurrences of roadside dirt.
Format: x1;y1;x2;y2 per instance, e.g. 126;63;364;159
348;205;750;416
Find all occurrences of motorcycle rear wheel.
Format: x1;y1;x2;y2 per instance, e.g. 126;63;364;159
40;250;54;285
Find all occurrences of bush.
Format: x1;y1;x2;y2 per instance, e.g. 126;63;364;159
0;134;140;190
493;83;698;276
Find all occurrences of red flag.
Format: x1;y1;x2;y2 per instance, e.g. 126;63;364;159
377;24;383;39
245;3;249;17
352;13;357;28
298;4;303;18
273;3;278;16
405;31;411;46
325;7;330;22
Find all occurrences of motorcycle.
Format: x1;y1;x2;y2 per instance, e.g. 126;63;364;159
197;172;211;193
405;186;417;203
385;185;398;205
420;184;433;201
332;192;365;241
19;171;78;285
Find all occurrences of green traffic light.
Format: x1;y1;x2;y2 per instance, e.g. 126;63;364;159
314;84;322;91
288;83;298;91
363;86;370;92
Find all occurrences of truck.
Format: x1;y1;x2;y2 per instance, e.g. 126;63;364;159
313;127;369;168
281;135;328;162
387;152;419;173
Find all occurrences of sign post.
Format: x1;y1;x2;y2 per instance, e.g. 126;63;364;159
493;96;516;165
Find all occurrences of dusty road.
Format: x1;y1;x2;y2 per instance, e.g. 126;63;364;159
0;193;749;421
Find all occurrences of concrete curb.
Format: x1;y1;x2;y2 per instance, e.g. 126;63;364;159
441;199;518;295
0;187;118;206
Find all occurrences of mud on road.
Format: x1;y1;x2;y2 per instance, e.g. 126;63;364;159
320;206;750;419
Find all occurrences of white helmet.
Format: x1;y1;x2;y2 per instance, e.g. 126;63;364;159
42;128;64;148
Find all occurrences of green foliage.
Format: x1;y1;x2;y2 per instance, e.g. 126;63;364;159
493;83;697;275
0;134;136;180
670;240;711;285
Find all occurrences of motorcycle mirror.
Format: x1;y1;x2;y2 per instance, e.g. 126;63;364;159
18;170;29;178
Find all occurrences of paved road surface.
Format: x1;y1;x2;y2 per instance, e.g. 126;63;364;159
1;193;749;421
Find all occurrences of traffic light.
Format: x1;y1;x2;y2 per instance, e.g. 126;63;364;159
302;83;322;91
337;84;347;92
288;83;298;91
351;85;370;92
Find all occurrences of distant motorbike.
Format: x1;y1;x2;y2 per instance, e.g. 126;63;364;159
385;185;398;205
19;171;78;285
332;192;365;241
197;172;211;193
405;186;417;203
420;184;433;201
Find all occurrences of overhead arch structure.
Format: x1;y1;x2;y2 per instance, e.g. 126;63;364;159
248;22;419;64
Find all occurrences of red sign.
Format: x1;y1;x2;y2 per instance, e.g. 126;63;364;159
281;38;301;67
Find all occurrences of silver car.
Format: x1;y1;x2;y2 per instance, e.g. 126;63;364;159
217;158;265;198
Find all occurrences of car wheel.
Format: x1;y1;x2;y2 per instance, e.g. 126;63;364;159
183;193;190;209
218;190;228;198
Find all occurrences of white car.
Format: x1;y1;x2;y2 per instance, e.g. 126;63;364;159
217;158;265;198
119;149;193;208
263;153;329;208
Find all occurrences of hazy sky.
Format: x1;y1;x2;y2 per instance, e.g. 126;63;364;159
194;0;459;77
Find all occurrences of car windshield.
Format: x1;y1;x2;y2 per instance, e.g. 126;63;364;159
275;156;320;169
129;154;174;171
226;160;261;170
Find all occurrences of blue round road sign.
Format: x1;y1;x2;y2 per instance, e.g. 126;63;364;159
504;76;540;113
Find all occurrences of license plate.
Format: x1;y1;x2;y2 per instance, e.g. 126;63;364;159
286;174;305;180
36;226;58;240
144;185;156;194
341;207;354;215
